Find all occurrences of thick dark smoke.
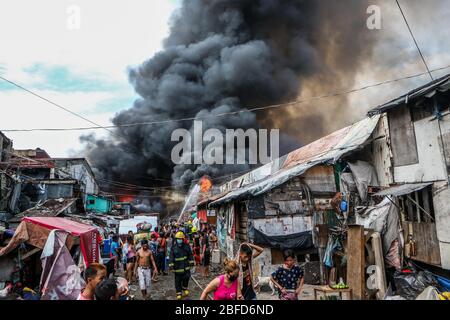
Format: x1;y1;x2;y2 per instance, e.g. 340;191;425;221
82;0;377;190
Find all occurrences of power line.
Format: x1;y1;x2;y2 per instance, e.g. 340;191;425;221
0;75;116;134
395;0;433;81
96;179;189;192
395;1;450;182
0;148;252;191
2;64;450;133
0;74;173;160
98;191;182;199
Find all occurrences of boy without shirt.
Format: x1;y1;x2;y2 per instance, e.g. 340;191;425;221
134;239;158;299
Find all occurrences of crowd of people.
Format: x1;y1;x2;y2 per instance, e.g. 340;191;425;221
76;218;304;301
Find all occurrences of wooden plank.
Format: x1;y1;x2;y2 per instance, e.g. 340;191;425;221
422;189;431;223
317;224;329;248
406;196;414;221
346;225;365;300
271;249;284;264
402;222;441;266
415;191;421;223
388;105;419;166
235;203;248;242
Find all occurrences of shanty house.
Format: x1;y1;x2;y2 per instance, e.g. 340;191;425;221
367;73;450;271
86;194;113;214
52;158;99;204
208;116;381;282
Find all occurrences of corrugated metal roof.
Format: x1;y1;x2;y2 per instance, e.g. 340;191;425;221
211;115;380;206
367;73;450;116
9;198;78;222
197;190;230;206
373;182;432;197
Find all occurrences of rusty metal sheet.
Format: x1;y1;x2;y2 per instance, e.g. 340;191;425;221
212;115;380;206
283;126;350;169
9;198;78;222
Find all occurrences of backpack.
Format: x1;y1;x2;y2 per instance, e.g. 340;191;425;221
149;240;158;254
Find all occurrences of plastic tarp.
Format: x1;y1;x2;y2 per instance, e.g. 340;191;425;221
211;115;380;206
0;219;74;256
24;217;101;266
0;217;100;266
340;172;358;194
348;160;379;201
436;275;450;291
253;229;313;250
40;230;84;300
394;270;439;300
415;286;440;300
355;197;400;255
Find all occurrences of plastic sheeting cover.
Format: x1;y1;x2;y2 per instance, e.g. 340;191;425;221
355;197;400;255
348;160;379;201
253;228;313;250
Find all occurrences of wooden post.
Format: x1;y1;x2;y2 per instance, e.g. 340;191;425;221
415;191;421;223
317;224;329;284
347;225;365;300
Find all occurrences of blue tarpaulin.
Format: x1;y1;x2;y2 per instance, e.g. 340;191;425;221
436;275;450;291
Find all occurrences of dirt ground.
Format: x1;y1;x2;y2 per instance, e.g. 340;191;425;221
120;264;317;301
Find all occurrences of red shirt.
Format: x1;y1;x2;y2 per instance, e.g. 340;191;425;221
151;232;160;239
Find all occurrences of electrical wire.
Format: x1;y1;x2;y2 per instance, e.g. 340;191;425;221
2;64;450;132
395;0;433;81
395;0;450;183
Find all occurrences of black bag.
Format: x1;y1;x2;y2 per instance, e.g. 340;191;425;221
394;270;438;300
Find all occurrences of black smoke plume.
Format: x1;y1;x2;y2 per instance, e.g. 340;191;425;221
82;0;377;191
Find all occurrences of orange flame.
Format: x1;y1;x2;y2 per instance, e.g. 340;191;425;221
199;176;212;193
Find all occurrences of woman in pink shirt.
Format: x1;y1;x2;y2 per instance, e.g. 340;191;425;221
125;236;137;283
200;258;240;300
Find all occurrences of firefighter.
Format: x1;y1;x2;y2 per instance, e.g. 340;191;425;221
192;227;201;268
169;231;194;300
186;220;194;243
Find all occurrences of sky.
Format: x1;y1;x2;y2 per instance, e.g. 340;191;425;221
0;0;181;157
0;0;449;158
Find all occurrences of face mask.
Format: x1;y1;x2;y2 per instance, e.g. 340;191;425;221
176;239;183;245
228;274;238;282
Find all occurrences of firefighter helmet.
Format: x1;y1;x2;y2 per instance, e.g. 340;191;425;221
175;231;185;239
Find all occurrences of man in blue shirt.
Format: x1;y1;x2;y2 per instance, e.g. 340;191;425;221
110;235;120;274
